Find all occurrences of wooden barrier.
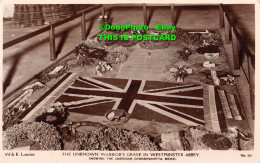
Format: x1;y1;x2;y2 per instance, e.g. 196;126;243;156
232;27;255;66
220;3;255;119
102;5;105;16
231;27;240;69
224;12;231;44
49;25;56;61
143;4;147;26
171;4;175;26
3;5;102;61
3;26;50;49
81;12;86;40
241;52;250;83
219;4;224;28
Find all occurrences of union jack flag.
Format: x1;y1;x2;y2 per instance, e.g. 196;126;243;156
57;77;206;127
20;73;244;133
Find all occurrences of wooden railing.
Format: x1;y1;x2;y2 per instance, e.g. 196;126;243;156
219;4;255;119
142;3;219;27
3;4;103;101
3;5;103;60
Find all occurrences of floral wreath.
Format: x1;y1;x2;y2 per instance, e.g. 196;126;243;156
35;111;68;126
140;39;170;50
35;102;69;126
3;122;62;150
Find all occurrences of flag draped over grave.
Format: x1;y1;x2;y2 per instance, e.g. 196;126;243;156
54;76;244;133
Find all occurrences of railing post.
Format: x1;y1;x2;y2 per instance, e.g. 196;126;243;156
81;12;86;40
49;25;56;61
219;4;224;28
171;4;175;26
143;4;147;26
224;12;231;44
231;27;240;69
101;5;105;16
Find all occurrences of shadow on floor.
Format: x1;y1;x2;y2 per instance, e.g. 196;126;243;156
86;16;97;38
174;7;182;26
3;55;22;93
106;8;114;25
147;7;156;26
56;32;69;57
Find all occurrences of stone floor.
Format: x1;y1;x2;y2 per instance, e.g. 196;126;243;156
3;4;255;135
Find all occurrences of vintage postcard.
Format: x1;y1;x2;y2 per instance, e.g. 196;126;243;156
1;0;259;162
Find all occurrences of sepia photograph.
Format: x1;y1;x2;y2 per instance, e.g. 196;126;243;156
1;1;257;161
